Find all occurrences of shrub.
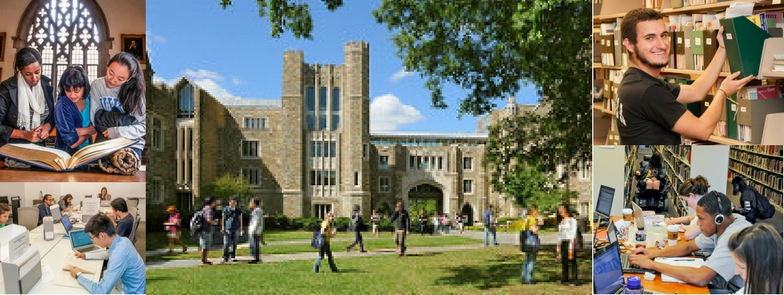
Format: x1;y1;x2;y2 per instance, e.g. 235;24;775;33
334;217;350;231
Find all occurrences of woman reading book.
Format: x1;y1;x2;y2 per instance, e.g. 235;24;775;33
89;52;146;159
0;47;56;147
55;66;96;154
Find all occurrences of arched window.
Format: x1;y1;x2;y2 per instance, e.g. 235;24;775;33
178;83;194;117
16;0;110;89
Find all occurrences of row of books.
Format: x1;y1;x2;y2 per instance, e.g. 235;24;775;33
729;165;783;192
728;170;782;206
598;21;628;67
729;155;782;179
733;145;783;157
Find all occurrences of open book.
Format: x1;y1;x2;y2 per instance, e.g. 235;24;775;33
0;138;137;171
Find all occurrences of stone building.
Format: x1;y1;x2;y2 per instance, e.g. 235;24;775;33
147;41;591;223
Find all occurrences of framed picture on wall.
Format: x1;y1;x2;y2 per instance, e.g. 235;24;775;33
0;32;6;62
121;34;145;63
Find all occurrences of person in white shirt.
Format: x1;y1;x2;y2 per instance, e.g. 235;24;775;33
728;223;782;294
630;191;752;293
248;197;265;264
556;203;578;286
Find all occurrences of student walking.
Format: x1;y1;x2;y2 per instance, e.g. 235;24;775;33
371;209;381;237
432;212;440;235
346;205;366;252
248;198;265;263
221;197;243;263
484;204;498;246
556;203;579;286
198;197;218;265
418;210;428;236
521;204;543;284
313;212;339;273
163;206;187;253
390;201;410;256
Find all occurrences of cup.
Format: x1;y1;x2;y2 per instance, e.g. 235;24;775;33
622;208;633;227
667;225;679;246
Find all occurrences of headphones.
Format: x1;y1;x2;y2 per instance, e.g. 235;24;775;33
714;193;725;225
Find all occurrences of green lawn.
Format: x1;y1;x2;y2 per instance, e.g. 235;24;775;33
148;230;325;251
146;245;592;294
147;234;482;262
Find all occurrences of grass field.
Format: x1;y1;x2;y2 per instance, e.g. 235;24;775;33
146;245;592;294
147;233;481;262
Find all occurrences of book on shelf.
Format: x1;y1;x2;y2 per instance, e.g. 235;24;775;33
0;138;137;172
720;16;772;78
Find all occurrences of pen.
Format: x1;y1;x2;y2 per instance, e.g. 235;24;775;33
673;259;695;261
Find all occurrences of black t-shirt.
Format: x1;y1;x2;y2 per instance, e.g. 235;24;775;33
616;67;687;144
116;214;134;238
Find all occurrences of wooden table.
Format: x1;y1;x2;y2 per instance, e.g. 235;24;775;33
0;168;144;182
595;216;710;294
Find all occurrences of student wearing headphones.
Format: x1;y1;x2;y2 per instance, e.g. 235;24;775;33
629;191;752;293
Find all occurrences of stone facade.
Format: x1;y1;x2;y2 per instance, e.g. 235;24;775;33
147;41;592;223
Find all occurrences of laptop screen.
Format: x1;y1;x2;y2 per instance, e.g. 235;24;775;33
632;202;645;230
607;220;618;245
594;242;624;294
70;230;94;248
596;185;615;218
61;215;72;232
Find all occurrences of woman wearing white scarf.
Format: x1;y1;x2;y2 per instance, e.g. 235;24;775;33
0;47;55;147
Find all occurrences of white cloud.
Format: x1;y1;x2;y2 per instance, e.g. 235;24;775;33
183;69;224;81
232;77;242;86
370;94;425;131
390;68;414;82
144;30;165;62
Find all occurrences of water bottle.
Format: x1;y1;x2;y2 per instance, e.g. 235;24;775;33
619;276;644;294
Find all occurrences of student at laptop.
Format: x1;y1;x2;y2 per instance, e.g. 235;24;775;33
0;203;10;228
37;193;55;225
630;191;751;293
728;223;783;294
69;214;145;294
58;194;76;214
665;176;711;241
108;198;133;237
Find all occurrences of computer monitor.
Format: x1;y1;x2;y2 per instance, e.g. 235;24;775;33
595;185;615;218
593;242;624;294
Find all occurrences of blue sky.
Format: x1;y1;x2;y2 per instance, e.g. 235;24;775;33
147;1;541;133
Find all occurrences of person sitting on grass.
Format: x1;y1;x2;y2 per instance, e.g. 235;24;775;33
164;206;187;253
70;214;145;294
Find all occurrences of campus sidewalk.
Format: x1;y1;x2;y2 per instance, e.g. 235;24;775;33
146;230;591;270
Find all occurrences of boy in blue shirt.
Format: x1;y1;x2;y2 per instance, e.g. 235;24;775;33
221;197;243;263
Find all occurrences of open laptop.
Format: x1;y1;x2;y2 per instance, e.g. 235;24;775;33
69;229;102;253
594;242;661;294
632;201;645;230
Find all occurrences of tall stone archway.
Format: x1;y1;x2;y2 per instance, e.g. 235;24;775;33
406;183;444;216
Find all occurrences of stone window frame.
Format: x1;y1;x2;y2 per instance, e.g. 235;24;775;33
241;140;260;158
150;178;164;205
242;168;261;186
463;157;474;171
462;179;474;194
379;177;391;192
379;155;389;169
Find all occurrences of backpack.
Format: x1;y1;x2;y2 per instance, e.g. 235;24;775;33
190;210;205;237
311;228;324;249
749;187;775;220
484;210;492;224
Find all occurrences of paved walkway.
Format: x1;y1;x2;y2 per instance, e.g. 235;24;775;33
145;231;591;270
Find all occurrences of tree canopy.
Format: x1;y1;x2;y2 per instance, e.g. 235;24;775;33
219;0;344;39
200;173;253;203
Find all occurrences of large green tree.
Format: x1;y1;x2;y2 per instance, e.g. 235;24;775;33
200;173;253;204
219;0;344;39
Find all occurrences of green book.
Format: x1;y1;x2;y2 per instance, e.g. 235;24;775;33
726;94;739;140
720;17;772;77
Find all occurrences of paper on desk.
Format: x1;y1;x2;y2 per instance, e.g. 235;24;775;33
725;3;755;19
654;257;705;283
63;254;100;274
41;264;55;282
54;271;83;288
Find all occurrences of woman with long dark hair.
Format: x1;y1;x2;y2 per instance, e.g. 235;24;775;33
0;47;55;147
89;52;146;158
728;223;783;294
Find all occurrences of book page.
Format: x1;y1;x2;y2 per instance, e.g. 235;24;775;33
0;144;69;170
62;254;100;274
67;138;136;169
655;257;705;283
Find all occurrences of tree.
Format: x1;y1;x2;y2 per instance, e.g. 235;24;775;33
219;0;344;39
200;173;253;205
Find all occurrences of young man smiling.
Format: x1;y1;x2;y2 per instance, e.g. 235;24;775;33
616;8;754;144
628;191;751;293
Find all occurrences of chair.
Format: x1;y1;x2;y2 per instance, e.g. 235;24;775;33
128;206;138;221
18;207;39;230
126;198;139;210
129;215;141;244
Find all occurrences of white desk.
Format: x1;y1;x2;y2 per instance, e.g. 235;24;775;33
23;223;107;294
